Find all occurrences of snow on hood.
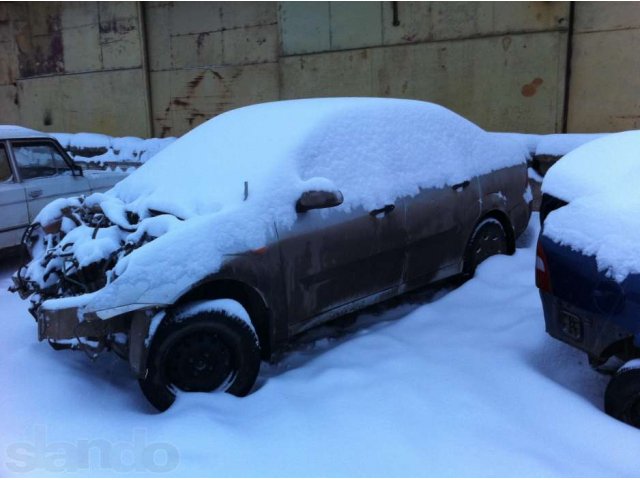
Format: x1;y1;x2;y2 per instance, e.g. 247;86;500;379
542;130;640;281
41;98;527;315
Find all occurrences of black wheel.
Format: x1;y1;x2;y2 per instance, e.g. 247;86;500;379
139;308;261;412
605;364;640;428
463;217;509;277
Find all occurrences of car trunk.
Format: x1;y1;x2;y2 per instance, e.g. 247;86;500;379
538;234;640;340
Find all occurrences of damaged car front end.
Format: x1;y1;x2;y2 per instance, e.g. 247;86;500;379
10;194;171;375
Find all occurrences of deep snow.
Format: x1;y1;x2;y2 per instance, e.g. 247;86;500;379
2;214;640;477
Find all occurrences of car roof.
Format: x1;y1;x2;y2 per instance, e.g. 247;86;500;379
0;125;52;141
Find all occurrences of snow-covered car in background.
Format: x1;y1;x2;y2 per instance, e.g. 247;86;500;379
11;98;532;411
536;131;640;427
0;126;127;254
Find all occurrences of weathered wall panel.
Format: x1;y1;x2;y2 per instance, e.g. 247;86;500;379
282;31;566;133
150;63;279;137
567;2;640;132
18;69;149;136
0;1;149;135
278;2;330;55
146;1;279;136
573;1;640;33
330;2;383;50
281;1;569;54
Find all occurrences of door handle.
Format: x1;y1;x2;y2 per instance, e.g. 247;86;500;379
369;204;395;217
28;189;43;198
451;180;470;191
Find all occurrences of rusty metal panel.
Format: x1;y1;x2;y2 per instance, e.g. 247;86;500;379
15;3;64;78
27;2;62;37
279;1;330;55
574;1;640;33
15;74;63;129
98;2;142;70
221;2;277;29
150;63;279;137
330;2;382;50
0;40;18;85
144;2;171;71
282;31;566;133
222;24;278;65
61;24;101;73
568;28;640;132
490;2;569;33
18;69;149;136
0;84;20;123
280;49;375;98
60;2;98;30
170;2;223;36
376;32;567;133
170;31;223;70
381;2;569;46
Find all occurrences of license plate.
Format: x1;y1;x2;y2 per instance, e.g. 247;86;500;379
560;310;583;341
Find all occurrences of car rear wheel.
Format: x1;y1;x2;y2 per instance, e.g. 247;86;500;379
139;309;261;412
605;362;640;428
463;217;509;277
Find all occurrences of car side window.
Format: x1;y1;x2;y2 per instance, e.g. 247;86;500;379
12;141;71;180
0;145;13;183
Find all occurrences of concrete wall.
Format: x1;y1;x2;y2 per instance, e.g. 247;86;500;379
0;1;636;138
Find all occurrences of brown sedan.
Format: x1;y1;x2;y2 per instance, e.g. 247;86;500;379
12;98;531;410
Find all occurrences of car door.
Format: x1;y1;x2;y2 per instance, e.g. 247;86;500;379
277;196;406;333
0;142;29;250
403;176;481;288
10;140;91;222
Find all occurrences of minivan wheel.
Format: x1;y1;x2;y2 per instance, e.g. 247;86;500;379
139;310;261;412
463;217;509;277
605;364;640;428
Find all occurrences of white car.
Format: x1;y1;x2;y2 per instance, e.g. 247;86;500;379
0;126;127;253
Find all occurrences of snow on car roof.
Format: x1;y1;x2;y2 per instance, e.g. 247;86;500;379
542;130;640;281
111;97;527;219
0;124;51;140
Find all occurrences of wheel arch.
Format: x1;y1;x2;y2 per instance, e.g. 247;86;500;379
476;209;516;255
173;278;272;360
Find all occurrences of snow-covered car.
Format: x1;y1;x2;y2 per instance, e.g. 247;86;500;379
0;126;127;254
11;98;532;411
536;131;640;427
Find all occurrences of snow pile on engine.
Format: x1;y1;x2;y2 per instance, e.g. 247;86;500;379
14;192;182;311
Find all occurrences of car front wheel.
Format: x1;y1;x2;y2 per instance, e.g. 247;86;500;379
139;308;261;412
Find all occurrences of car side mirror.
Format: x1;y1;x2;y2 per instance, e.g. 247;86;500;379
72;163;83;177
296;190;344;213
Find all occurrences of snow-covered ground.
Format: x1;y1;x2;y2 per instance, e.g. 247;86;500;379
1;214;640;477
